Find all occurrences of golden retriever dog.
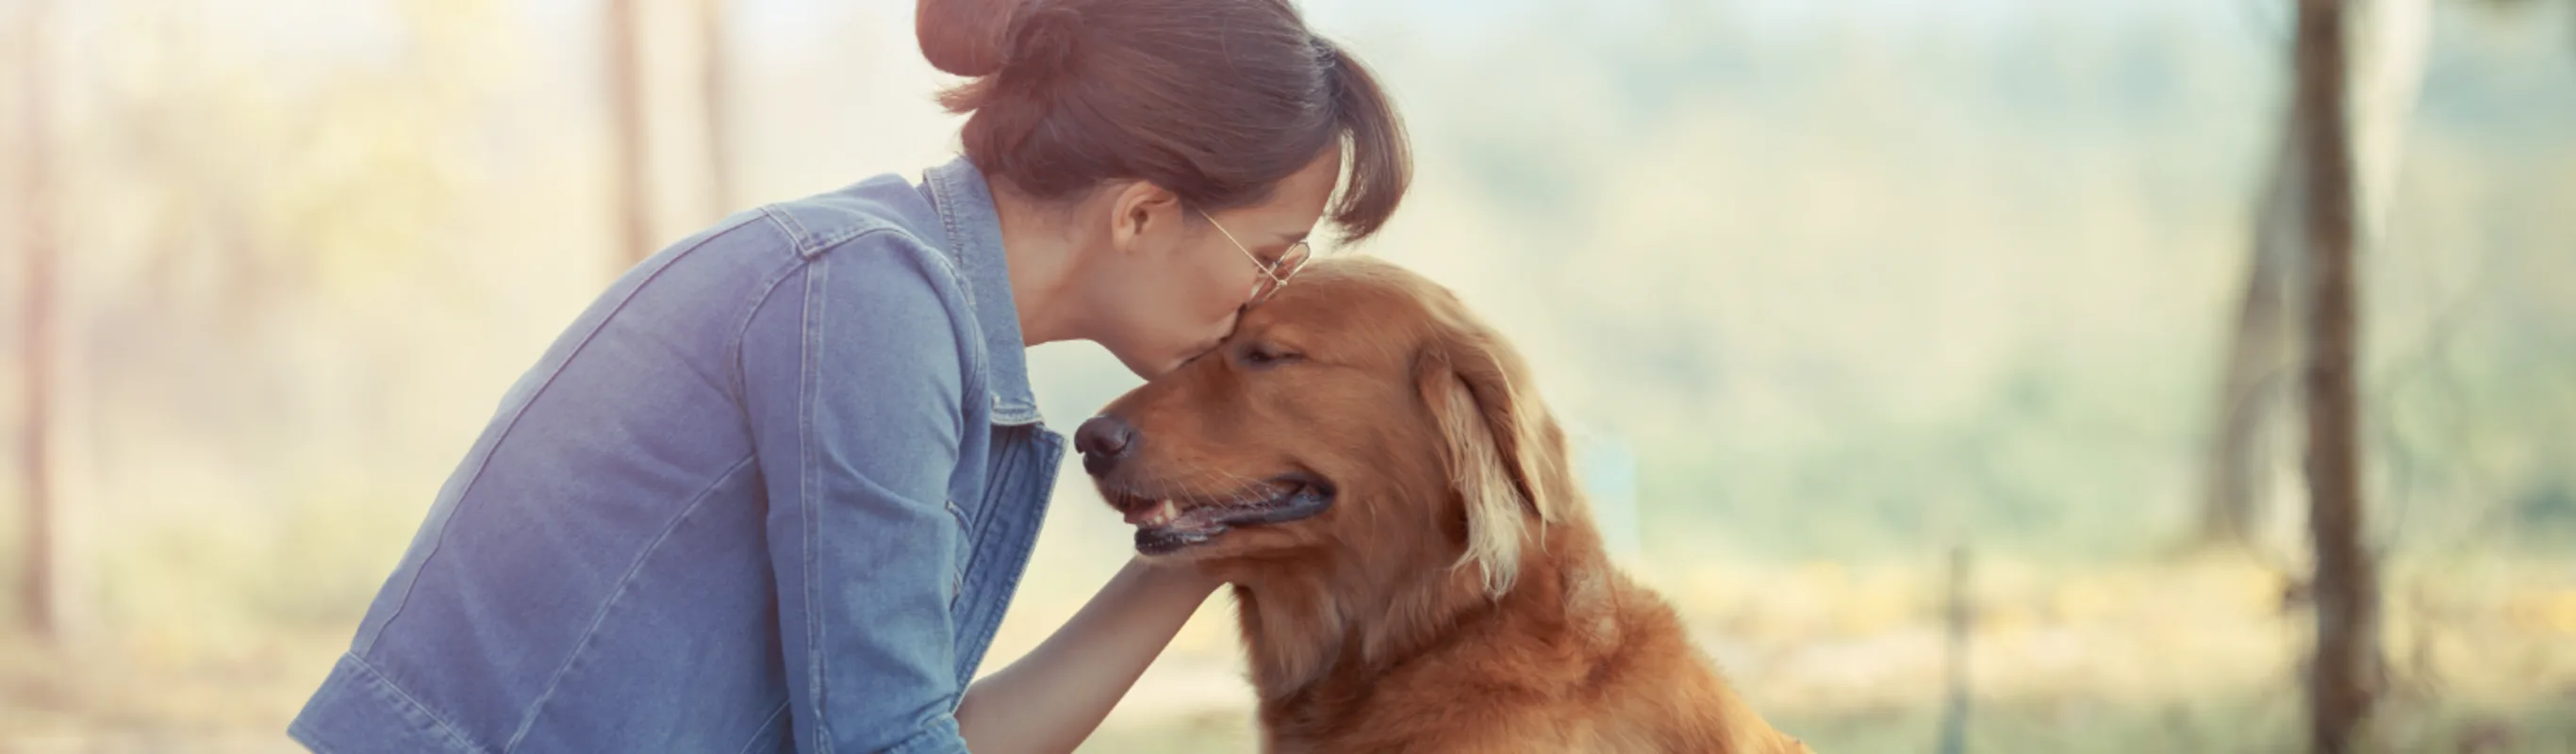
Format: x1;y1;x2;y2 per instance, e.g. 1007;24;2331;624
1073;257;1812;753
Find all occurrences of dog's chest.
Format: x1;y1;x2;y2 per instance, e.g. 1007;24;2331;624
1254;666;1578;753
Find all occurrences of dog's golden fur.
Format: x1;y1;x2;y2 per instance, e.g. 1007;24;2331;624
1091;257;1810;753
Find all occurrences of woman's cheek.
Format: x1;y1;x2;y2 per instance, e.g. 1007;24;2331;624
1214;274;1253;318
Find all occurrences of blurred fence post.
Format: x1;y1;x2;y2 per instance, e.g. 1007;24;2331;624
1937;546;1973;754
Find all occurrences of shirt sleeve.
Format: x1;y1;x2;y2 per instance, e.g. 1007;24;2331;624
739;231;979;754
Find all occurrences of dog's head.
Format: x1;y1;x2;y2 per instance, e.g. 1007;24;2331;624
1077;257;1571;596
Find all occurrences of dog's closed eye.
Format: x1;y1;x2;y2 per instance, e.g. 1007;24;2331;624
1239;342;1302;369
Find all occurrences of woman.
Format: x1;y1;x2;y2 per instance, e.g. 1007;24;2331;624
289;0;1408;750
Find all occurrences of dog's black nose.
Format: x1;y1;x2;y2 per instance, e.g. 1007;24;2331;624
1074;415;1135;476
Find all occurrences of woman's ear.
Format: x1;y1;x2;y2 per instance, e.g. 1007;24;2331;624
1107;181;1182;256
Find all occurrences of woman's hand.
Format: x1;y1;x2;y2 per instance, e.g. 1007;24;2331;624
953;558;1222;754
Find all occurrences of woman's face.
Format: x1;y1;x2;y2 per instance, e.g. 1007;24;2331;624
1085;147;1341;378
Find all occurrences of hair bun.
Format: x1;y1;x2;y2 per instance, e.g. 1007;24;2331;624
916;0;1017;77
998;5;1083;88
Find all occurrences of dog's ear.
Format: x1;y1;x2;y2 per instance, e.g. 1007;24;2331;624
1418;328;1562;598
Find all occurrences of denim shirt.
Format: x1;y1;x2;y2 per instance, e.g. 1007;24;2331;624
290;158;1064;754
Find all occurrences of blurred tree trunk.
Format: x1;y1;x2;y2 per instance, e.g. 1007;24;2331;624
2204;0;2426;551
2348;0;2430;251
2200;123;2304;547
606;0;652;270
701;0;735;219
12;0;61;645
2295;0;2380;751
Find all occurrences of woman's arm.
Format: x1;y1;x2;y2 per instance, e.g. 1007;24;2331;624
744;240;984;752
955;558;1222;754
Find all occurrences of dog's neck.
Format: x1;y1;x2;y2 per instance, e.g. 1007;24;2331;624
1227;555;1485;701
1225;512;1618;703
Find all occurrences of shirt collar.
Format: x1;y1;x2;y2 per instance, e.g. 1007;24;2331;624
924;156;1043;425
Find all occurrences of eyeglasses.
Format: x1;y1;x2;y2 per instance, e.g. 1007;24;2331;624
1200;210;1313;307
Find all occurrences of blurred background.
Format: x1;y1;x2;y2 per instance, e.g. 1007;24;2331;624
3;0;2573;750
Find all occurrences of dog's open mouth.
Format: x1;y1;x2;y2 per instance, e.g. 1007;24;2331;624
1104;473;1335;555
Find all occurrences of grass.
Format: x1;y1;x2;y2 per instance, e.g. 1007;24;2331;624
1065;552;2576;753
4;500;2572;753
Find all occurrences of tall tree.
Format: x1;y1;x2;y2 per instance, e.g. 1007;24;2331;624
605;0;652;270
701;0;735;220
2294;0;2380;750
11;0;61;645
2203;0;2428;550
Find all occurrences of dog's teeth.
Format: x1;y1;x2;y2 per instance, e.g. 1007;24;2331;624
1155;500;1179;525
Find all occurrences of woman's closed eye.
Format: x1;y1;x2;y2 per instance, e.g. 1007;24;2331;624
1250;244;1296;270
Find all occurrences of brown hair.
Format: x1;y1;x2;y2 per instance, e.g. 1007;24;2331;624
916;0;1411;242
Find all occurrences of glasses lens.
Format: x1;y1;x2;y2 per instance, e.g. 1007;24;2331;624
1278;242;1312;279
